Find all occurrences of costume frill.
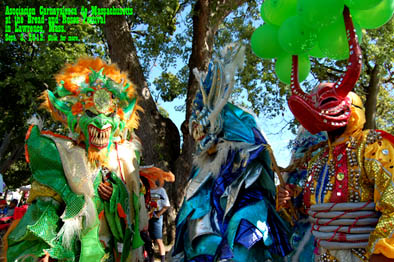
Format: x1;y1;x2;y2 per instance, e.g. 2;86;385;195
172;104;292;262
285;129;327;262
6;125;145;262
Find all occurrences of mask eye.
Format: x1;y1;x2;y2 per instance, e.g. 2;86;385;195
87;91;93;97
108;111;116;118
111;93;116;99
86;110;97;118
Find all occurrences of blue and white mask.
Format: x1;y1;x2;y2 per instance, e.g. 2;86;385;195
190;44;245;154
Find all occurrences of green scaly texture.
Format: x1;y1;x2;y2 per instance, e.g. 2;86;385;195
27;126;85;219
7;199;77;261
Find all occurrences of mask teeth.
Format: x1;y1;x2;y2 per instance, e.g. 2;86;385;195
88;126;111;148
326;101;347;115
291;55;312;103
330;121;347;127
334;6;362;98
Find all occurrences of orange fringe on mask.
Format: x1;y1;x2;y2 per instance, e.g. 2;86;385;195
55;57;131;94
88;146;109;166
140;167;175;189
38;91;68;126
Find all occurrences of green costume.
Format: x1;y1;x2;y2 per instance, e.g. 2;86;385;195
7;58;145;261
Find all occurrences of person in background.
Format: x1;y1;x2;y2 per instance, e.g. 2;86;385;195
139;166;175;262
6;199;18;217
149;186;170;262
0;200;8;218
18;191;29;207
149;184;170;262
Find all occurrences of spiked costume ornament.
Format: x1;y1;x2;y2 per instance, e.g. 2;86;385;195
282;6;394;262
5;58;147;262
172;44;292;262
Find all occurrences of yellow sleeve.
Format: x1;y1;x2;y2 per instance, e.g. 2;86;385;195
364;135;394;258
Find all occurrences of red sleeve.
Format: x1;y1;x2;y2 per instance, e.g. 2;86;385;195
13;206;28;220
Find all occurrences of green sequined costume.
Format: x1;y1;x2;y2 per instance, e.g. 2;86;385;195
6;125;144;262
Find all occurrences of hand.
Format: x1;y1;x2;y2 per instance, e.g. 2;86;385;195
370;254;394;262
39;251;55;262
98;182;113;201
153;211;160;218
278;184;294;208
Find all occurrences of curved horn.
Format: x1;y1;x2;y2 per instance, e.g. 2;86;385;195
207;61;221;111
207;45;245;132
193;68;208;106
291;55;310;102
334;6;362;98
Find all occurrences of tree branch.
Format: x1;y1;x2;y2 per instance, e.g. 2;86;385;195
364;64;380;129
131;30;147;37
0;130;13;161
0;144;24;174
210;0;249;30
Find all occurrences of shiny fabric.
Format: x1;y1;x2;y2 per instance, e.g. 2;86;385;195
7;198;73;261
7;125;143;262
189;254;215;262
300;99;394;260
235;219;263;249
173;105;292;261
26;127;85;220
222;103;256;144
211;144;264;234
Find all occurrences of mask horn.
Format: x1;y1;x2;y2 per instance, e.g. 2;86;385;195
193;68;208;106
290;55;311;102
333;6;362;98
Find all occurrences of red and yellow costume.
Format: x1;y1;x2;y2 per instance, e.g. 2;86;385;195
286;7;394;262
301;93;394;260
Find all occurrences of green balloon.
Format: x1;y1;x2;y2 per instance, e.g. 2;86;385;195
261;0;297;26
344;0;383;10
318;17;349;60
297;0;345;29
309;44;325;58
251;24;284;59
351;0;394;29
275;54;311;84
354;22;363;44
278;16;317;55
318;16;363;60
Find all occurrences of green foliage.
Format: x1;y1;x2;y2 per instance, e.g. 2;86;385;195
158;105;170;118
125;0;185;75
153;72;186;101
376;87;394;133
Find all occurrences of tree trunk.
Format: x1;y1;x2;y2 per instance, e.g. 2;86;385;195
0;144;24;174
98;0;181;247
167;0;217;246
98;0;180;172
0;131;13;161
364;64;380;130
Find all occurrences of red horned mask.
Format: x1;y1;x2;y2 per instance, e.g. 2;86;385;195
288;7;362;134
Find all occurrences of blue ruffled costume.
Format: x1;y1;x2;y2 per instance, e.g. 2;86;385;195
172;104;292;262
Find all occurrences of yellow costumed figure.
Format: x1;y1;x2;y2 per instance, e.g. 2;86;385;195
277;7;394;262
